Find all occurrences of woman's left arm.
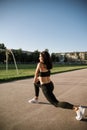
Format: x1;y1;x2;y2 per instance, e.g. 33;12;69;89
33;63;40;83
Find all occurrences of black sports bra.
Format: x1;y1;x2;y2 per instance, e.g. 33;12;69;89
39;70;50;77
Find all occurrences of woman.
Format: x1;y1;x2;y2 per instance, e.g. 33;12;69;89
29;51;85;120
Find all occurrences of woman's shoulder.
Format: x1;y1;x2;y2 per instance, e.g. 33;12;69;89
37;62;46;69
38;62;43;65
37;62;42;67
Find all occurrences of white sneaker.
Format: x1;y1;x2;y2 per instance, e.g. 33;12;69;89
76;115;82;121
75;106;85;121
76;108;82;121
79;106;85;115
28;98;38;103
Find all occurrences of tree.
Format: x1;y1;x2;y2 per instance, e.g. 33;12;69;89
51;53;56;62
32;50;39;63
0;43;6;49
0;43;6;63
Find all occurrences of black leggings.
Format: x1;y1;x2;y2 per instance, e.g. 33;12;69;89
34;81;74;109
34;81;40;97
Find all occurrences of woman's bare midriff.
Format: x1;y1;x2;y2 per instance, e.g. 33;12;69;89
38;76;51;85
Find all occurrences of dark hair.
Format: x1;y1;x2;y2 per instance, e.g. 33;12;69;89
40;51;52;69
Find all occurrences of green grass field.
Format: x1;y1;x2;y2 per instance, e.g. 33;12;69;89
0;64;87;83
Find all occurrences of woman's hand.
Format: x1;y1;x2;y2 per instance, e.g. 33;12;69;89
33;76;39;83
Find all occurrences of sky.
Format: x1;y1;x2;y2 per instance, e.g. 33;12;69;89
0;0;87;54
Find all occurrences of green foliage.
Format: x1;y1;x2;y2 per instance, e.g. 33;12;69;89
0;43;6;49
